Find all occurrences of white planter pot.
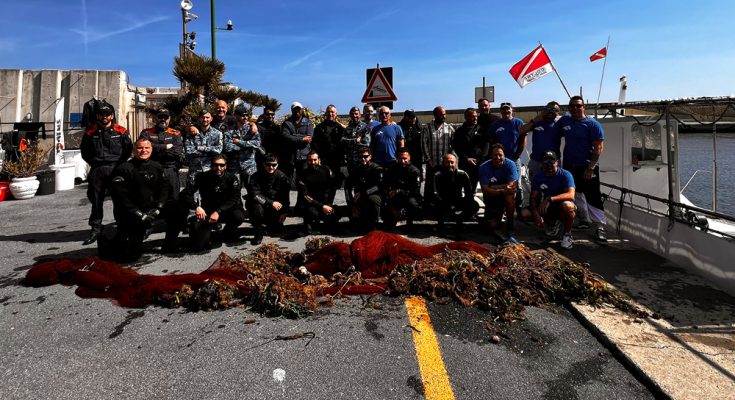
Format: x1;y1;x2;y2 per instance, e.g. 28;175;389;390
9;176;40;200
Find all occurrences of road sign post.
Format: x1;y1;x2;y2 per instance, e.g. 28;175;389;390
362;65;397;109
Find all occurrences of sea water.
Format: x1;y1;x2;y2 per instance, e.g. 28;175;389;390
679;133;735;216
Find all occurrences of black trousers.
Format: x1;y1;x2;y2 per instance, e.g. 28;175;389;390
432;198;479;224
349;194;382;231
86;164;115;232
300;203;340;228
163;166;180;200
564;164;604;210
247;200;287;231
383;193;423;226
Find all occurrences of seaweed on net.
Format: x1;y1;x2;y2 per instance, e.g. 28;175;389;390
387;244;643;322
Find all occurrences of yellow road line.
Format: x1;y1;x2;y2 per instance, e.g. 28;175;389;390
405;296;455;400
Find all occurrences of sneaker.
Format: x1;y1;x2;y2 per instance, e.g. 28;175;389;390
82;231;100;246
544;221;562;238
573;220;591;230
251;235;263;246
594;227;608;243
560;233;573;249
504;235;519;245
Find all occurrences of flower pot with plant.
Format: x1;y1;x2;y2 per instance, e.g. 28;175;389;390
2;141;52;200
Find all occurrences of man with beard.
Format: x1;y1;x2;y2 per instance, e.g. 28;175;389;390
362;104;380;129
295;151;339;235
105;138;167;261
479;144;519;240
312;104;347;187
477;97;500;151
370;106;404;167
184;109;223;183
429;152;478;237
223;106;261;188
422;106;454;201
246;154;291;245
531;151;576;249
383;149;423;229
452;107;485;191
165;154;246;252
80;104;133;245
257;105;281;165
281;101;314;179
345;147;383;233
342;106;371;171
139;108;184;200
398;109;424;173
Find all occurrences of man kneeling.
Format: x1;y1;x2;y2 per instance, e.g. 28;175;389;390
246;154;291;245
531;151;576;249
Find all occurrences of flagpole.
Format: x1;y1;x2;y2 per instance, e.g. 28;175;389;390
540;42;571;99
594;36;611;117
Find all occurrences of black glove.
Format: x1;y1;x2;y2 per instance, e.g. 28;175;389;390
134;210;147;222
145;208;161;220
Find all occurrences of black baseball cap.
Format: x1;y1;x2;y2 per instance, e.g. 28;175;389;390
233;106;248;116
404;109;416;118
157;108;170;117
98;105;113;114
542;151;558;163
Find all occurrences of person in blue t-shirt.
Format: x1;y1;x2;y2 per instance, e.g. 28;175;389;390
370;106;405;167
553;96;607;242
531;151;576;249
487;102;526;212
521;101;562;183
479;144;518;235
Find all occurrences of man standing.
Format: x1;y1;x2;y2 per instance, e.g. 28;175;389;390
167;155;246;251
554;96;607;242
521;101;561;183
247;154;291;245
345;147;383;233
422;106;454;200
370;106;404;167
429;153;479;237
452;107;484;191
312;104;347;187
224;106;261;188
139;108;184;200
362;104;380;129
531;151;576;249
295;151;339;235
477;97;499;146
184;109;223;183
257;105;281;166
281;101;314;179
342;106;371;171
80;104;133;245
479;144;519;238
383;149;423;229
106;138;167;260
212;99;237;133
398;109;424;173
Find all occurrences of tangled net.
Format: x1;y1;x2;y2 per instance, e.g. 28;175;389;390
24;231;642;320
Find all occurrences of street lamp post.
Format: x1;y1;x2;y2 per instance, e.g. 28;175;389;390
210;0;233;60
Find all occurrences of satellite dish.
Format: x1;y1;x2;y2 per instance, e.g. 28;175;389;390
181;0;193;11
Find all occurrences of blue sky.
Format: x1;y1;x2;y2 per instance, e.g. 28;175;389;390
3;0;735;114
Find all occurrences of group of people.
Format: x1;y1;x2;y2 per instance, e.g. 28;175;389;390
78;95;607;260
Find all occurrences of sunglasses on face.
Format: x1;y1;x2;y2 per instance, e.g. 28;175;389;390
545;107;560;113
213;163;227;168
265;163;278;167
359;155;370;159
570;104;584;109
157;114;170;119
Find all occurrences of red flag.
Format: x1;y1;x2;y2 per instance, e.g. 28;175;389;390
508;45;555;88
590;47;607;62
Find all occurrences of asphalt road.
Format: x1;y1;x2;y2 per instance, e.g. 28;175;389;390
0;185;655;399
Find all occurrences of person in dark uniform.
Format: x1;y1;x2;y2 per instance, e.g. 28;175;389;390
80;104;133;245
281;101;314;180
397;109;424;174
428;152;479;237
139;108;184;200
257;106;281;167
104;138;167;260
246;154;291;245
452;107;485;191
312;104;347;188
383;149;423;229
295;151;339;235
344;147;383;233
166;154;246;251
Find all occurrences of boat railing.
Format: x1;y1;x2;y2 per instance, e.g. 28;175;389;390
600;182;735;240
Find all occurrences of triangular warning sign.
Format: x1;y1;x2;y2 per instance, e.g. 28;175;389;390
361;68;397;103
